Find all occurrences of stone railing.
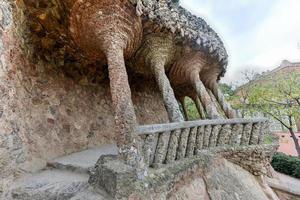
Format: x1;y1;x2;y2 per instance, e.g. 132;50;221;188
137;118;269;168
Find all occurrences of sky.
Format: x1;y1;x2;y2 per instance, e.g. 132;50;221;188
180;0;300;85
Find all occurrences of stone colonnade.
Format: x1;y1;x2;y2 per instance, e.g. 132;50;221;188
68;0;236;168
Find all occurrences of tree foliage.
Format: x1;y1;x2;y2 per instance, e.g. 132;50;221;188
233;71;300;156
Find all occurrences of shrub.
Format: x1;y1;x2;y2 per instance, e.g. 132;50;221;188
271;153;300;178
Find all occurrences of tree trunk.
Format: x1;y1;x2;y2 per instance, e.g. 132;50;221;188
295;118;300;132
288;128;300;157
288;116;300;157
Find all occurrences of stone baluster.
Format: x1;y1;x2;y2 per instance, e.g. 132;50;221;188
249;123;261;145
177;128;191;160
153;131;170;167
195;126;205;155
241;123;253;145
230;124;243;144
186;127;198;157
143;134;157;167
209;125;222;147
258;122;269;144
165;129;181;163
217;124;232;145
203;125;212;148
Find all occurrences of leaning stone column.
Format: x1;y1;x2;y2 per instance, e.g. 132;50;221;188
193;95;207;119
169;51;221;119
179;97;189;121
133;33;184;122
133;33;184;164
190;72;221;119
70;0;143;168
209;82;237;118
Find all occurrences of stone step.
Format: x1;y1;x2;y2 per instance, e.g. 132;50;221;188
11;169;112;200
47;144;118;173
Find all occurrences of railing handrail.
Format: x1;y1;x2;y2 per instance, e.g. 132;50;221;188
137;118;268;135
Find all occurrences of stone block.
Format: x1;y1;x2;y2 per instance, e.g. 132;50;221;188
89;155;136;199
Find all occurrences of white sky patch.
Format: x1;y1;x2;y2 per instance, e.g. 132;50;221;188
181;0;300;84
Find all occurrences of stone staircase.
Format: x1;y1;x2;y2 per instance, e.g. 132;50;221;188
10;145;118;200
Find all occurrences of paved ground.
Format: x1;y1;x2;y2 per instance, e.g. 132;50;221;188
11;144;117;200
47;144;118;172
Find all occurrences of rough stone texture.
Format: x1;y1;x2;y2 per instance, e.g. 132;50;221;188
89;155;137;199
153;131;170;166
70;0;145;168
0;0;169;197
195;126;205;153
9;168;114;200
203;158;270;200
47;144;118;173
136;0;228;73
90;150;278;200
169;51;222;119
168;177;210;200
210;83;237;118
1;0;282;199
241;123;253;145
133;33;184;122
186;127;197;157
217;143;279;176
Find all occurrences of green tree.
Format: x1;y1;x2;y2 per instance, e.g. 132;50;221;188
246;72;300;156
219;83;235;97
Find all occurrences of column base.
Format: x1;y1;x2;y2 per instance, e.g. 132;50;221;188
89;155;137;199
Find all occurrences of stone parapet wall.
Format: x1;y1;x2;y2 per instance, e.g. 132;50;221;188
91;144;278;199
214;143;279;176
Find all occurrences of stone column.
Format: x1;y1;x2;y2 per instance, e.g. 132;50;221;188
105;46;142;166
180;97;189;121
69;0;144;168
210;82;237;118
190;72;221;119
152;61;184;122
132;34;184;164
193;95;207;119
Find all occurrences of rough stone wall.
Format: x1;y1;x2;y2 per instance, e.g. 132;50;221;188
0;0;168;196
216;143;279;176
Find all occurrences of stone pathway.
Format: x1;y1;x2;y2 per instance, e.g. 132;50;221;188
48;144;118;173
10;144;118;200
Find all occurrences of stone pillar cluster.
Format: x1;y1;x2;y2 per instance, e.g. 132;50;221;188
68;0;237;171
